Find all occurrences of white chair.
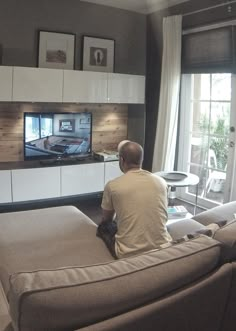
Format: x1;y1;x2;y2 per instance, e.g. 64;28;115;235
205;149;226;193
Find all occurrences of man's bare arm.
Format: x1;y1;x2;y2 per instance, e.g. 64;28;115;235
100;208;115;224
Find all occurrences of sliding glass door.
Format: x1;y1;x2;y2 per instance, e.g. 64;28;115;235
178;73;236;209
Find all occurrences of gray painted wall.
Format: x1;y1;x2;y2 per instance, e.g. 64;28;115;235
0;0;146;75
0;0;147;166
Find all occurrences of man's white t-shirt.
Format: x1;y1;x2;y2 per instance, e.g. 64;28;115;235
101;169;172;258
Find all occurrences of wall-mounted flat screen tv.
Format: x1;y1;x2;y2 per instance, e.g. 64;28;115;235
24;112;92;161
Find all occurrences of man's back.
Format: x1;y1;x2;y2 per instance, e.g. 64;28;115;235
102;169;172;258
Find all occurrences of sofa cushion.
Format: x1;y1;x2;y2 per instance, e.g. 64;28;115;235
213;219;236;262
8;236;221;331
0;206;114;297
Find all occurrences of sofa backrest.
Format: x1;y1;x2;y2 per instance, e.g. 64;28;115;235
77;263;232;331
220;262;236;331
9;236;222;331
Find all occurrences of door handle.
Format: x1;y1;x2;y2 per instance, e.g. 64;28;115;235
229;141;235;147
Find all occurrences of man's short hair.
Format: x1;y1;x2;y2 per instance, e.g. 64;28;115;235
119;141;143;166
117;140;130;152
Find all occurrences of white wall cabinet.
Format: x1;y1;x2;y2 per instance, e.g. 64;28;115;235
11;167;61;202
108;73;145;104
63;70;108;103
61;162;104;196
104;161;123;185
0;66;13;101
0;66;145;104
0;170;12;203
12;67;63;102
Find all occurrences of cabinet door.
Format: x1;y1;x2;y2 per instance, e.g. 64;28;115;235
108;73;145;104
104;161;123;185
12;67;63;102
0;170;12;203
0;66;13;101
12;167;61;202
63;70;108;103
61;163;104;196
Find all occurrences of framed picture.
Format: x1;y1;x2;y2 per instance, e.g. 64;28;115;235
59;119;75;132
82;36;115;72
38;31;75;70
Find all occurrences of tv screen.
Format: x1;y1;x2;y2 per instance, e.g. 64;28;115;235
24;112;92;161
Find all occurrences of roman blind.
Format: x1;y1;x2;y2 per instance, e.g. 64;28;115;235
182;25;236;73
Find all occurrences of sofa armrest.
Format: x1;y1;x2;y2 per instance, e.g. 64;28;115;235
192;202;236;262
192;201;236;226
167;218;206;241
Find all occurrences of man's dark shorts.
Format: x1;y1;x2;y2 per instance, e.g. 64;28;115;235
96;221;118;258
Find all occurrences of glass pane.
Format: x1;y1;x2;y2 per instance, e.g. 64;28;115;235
211;74;231;101
209;137;229;171
188;164;206;196
192;74;210;100
210;102;230;136
204;165;226;204
25;116;40;142
190;134;208;166
41;118;53;138
192;101;210;134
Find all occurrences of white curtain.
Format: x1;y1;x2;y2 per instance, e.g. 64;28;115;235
152;15;182;172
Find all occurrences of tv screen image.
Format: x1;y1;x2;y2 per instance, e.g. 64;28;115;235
24;112;92;161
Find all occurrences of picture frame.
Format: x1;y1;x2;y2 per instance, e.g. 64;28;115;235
82;36;115;72
38;31;75;70
59;119;75;132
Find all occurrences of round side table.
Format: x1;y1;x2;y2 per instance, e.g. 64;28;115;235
154;171;200;215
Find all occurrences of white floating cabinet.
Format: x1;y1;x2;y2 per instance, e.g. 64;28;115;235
61;163;104;196
12;67;63;102
108;73;145;104
0;170;12;203
0;66;13;101
11;167;61;202
0;65;145;104
104;161;123;185
63;70;108;103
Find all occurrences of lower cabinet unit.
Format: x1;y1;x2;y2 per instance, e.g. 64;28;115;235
11;167;61;202
0;161;123;205
0;170;12;203
61;163;104;196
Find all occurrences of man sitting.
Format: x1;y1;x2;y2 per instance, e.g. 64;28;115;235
97;140;172;259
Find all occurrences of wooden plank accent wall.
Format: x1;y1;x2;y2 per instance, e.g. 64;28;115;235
0;103;128;162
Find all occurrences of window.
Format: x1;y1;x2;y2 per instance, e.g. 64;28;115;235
25;114;53;142
178;73;231;207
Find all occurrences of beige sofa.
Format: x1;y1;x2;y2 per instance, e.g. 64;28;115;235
0;202;236;331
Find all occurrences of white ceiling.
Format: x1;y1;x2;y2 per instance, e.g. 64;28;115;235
80;0;190;14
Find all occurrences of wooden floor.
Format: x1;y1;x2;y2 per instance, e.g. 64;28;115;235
0;194;205;225
77;197;205;225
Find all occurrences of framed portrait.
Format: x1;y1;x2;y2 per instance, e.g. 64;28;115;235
82;36;115;72
38;31;75;70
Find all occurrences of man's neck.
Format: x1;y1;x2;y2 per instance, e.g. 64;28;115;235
124;166;141;173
